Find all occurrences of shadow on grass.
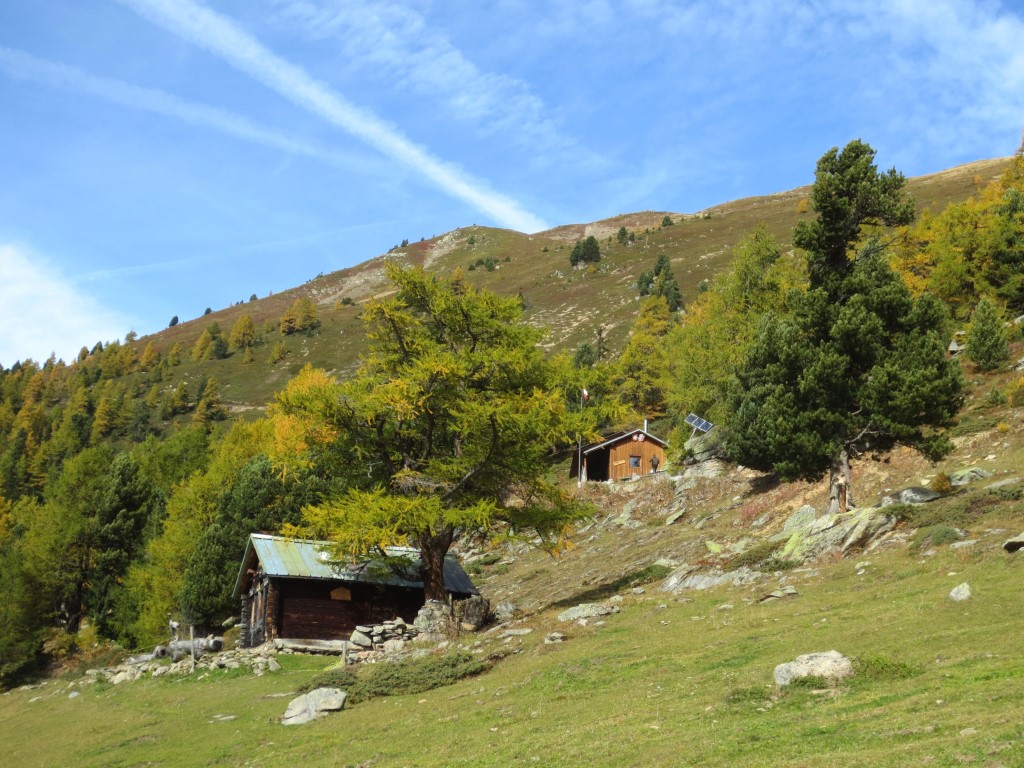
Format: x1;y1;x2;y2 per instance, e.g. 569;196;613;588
546;563;673;609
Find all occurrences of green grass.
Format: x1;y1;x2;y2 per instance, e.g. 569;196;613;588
5;537;1022;767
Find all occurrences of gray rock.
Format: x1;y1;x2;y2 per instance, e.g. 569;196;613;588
949;539;977;550
557;603;618;622
544;632;566;644
986;477;1021;490
665;508;686;526
499;628;534;637
413;599;453;642
1003;532;1024;553
349;630;373;648
267;658;282;672
661;566;763;593
949;468;993;487
949;582;972;602
493;602;518;622
774;650;853;687
454;595;490;632
381;638;406;655
281;687;347;725
895;487;940;504
683;428;725;464
783;505;817;534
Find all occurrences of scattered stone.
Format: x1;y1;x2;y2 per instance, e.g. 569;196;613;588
894;487;940;504
949;583;972;602
499;628;534;638
557;603;619;622
1003;533;1024;554
631;587;645;595
267;658;282;672
717;604;734;611
665;509;686;526
281;688;347;725
959;727;978;737
949;468;993;487
662;565;763;593
68;691;80;699
774;651;853;687
758;586;798;603
493;602;518;622
949;540;977;550
986;477;1020;490
544;632;566;644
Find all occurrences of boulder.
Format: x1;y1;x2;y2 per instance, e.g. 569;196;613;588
1003;533;1024;553
349;630;373;648
783;505;817;534
493;602;518;623
454;593;489;630
895;487;941;504
557;603;619;622
949;583;972;602
684;428;725;464
779;508;897;563
774;650;853;687
281;688;347;725
949;468;993;487
660;565;763;593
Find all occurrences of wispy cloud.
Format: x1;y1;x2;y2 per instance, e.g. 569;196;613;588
116;0;550;233
0;46;381;176
0;244;131;365
269;0;590;163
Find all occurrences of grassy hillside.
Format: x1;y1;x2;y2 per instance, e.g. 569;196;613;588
132;157;1012;417
3;359;1022;767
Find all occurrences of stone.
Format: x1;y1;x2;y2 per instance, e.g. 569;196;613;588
683;429;726;464
783;505;817;534
949;582;972;602
499;628;534;638
949;468;993;487
454;595;490;632
1003;533;1024;553
281;688;347;725
986;477;1021;491
381;638;406;655
493;602;518;622
544;632;566;644
774;650;853;687
349;630;373;648
949;539;977;550
661;565;763;594
557;603;618;622
665;509;686;526
413;600;453;642
267;658;282;672
895;487;940;504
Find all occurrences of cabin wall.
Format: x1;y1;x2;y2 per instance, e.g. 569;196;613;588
276;579;425;641
606;439;665;481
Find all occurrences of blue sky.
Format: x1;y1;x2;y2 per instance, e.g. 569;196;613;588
2;0;1023;365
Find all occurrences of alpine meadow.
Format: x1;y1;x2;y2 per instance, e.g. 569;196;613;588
1;142;1023;768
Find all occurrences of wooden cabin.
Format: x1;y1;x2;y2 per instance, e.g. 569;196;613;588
569;426;668;482
232;534;478;648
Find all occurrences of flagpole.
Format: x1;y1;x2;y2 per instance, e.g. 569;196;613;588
578;388;585;487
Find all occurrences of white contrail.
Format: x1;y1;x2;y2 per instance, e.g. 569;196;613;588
0;46;378;175
116;0;550;233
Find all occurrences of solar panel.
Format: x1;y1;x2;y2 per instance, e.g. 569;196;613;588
684;413;714;433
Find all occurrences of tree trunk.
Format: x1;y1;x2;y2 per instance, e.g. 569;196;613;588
826;447;851;516
418;526;454;603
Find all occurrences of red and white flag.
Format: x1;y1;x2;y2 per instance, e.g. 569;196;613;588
582;388;589;401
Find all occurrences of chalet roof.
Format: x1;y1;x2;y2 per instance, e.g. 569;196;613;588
580;427;668;455
232;534;478;598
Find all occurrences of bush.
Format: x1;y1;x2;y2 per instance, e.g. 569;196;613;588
302;652;493;704
726;539;791;571
851;655;923;684
911;524;962;551
1007;377;1024;407
929;472;953;494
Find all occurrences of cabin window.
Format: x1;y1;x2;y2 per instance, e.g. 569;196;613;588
629;455;641;469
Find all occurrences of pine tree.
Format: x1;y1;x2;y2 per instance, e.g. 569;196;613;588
728;141;962;515
966;297;1010;371
193;378;227;428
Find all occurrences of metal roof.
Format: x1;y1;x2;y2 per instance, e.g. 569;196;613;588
581;427;668;455
232;534;478;598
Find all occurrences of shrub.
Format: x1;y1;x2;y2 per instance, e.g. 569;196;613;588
911;524;962;551
966;298;1009;371
851;655;923;684
661;215;674;227
360;652;490;703
929;472;953;494
300;663;359;694
1007;377;1024;407
340;296;355;306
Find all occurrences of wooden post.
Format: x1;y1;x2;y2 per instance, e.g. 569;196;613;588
342;640;349;666
189;625;196;673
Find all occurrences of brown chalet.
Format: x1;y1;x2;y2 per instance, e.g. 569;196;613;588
570;425;668;482
232;534;478;648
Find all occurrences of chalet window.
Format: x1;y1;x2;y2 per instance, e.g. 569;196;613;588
629;455;641;469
